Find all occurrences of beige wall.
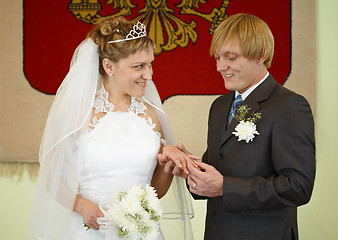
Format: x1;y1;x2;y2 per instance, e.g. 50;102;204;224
299;0;338;238
1;0;338;239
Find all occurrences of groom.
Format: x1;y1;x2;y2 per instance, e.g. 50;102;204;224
159;13;316;240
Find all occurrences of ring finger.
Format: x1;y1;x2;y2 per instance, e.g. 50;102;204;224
187;176;197;191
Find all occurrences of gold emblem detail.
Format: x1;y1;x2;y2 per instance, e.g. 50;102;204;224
68;0;229;55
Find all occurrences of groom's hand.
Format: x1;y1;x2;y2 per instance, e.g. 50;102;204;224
187;161;224;197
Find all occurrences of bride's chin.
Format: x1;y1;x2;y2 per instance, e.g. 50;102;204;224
133;90;146;98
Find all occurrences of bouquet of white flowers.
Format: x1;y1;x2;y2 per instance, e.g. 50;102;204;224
97;184;163;240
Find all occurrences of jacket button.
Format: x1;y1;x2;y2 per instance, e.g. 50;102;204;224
211;210;216;216
218;153;223;159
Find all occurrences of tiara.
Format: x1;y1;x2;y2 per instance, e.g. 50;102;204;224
108;21;146;44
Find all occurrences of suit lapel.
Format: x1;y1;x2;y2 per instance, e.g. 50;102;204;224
219;92;235;133
219;75;277;148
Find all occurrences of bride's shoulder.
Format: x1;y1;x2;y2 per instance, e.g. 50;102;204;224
143;102;159;120
139;101;161;132
88;91;110;130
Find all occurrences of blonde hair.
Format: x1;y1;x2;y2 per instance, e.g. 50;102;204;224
210;13;274;68
87;17;155;76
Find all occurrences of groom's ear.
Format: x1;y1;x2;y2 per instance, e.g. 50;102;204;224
257;52;268;65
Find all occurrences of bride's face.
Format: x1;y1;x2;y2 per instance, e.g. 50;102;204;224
110;48;154;98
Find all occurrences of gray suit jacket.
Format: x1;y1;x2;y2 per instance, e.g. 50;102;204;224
195;75;316;240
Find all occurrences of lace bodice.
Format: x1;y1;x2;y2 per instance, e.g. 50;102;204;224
92;85;148;115
89;85;164;145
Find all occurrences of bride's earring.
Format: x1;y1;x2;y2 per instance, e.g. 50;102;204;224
109;74;112;81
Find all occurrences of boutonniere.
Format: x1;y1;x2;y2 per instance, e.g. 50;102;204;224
232;105;261;143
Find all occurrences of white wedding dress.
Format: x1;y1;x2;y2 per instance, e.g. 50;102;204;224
62;85;165;240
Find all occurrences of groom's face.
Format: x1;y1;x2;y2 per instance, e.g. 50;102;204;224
214;40;266;93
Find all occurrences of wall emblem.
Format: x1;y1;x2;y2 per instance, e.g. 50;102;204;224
24;0;291;98
68;0;229;55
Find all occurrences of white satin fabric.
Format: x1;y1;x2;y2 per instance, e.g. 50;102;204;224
63;97;163;239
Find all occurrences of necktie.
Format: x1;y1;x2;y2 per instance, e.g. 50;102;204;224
228;94;243;126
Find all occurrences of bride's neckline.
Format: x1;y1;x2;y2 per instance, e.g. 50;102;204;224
89;84;165;144
93;84;147;115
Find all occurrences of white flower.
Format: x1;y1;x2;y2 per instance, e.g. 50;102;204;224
97;184;162;240
232;120;259;143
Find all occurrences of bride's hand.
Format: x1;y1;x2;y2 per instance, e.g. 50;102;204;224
159;144;200;175
74;195;104;230
176;143;201;161
163;160;189;179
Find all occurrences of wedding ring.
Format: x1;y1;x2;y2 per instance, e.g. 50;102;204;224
192;183;196;189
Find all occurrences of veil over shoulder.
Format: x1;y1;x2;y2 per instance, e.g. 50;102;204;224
142;80;194;239
28;39;194;240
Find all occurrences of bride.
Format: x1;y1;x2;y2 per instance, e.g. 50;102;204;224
28;17;196;240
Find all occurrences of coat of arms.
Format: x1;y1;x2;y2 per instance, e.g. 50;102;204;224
24;0;291;99
68;0;229;55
